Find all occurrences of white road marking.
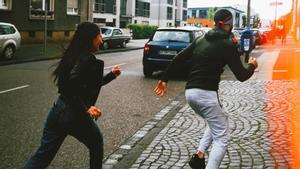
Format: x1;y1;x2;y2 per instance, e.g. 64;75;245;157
104;63;126;70
273;70;288;73
0;85;30;94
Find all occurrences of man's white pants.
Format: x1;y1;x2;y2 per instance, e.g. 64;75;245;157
186;88;229;169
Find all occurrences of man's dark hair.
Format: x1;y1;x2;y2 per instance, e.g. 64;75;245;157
214;9;233;26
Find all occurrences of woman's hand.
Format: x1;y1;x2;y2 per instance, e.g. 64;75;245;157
112;66;121;76
87;106;102;120
154;80;168;96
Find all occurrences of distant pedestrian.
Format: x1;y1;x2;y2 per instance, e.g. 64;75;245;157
281;26;287;45
154;9;257;169
24;22;121;169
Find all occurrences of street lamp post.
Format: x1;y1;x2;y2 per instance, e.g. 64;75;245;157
247;0;251;27
270;1;283;29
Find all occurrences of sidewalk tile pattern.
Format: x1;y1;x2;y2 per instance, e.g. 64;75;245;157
129;80;300;169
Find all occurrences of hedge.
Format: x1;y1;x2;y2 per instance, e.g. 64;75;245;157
127;24;158;39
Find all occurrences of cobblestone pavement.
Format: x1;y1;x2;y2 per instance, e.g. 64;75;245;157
126;80;300;169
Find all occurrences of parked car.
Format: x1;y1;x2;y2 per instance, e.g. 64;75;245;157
0;22;21;60
199;27;212;33
100;27;131;49
233;27;245;34
143;26;205;77
251;28;264;47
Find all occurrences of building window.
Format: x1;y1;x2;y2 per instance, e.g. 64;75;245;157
199;10;207;18
143;3;149;17
167;0;173;5
183;0;187;8
235;13;240;27
120;0;127;15
67;0;78;15
192;10;196;18
94;0;105;13
30;0;55;20
182;10;187;21
0;0;12;10
167;7;173;20
135;0;149;18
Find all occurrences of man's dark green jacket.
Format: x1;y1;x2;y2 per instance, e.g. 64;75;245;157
161;27;256;91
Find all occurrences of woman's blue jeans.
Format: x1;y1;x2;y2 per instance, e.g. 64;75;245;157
24;97;103;169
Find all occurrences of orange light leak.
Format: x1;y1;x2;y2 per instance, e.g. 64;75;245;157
270;26;300;167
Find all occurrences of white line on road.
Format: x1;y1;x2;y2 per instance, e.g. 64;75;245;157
0;85;30;94
104;63;126;70
273;70;288;73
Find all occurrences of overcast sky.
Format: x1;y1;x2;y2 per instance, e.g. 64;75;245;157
188;0;293;20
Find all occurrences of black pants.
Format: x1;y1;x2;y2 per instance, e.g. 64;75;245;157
24;97;103;169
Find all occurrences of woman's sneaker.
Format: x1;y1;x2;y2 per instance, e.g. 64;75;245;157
188;154;205;169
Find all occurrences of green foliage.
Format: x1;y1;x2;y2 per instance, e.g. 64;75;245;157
208;7;218;21
127;24;158;39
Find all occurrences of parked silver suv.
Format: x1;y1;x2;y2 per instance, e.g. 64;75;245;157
0;22;21;60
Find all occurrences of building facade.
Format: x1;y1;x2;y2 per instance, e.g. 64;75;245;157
187;6;245;28
93;0;188;28
0;0;93;43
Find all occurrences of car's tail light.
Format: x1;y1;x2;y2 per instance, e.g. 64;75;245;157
144;43;150;55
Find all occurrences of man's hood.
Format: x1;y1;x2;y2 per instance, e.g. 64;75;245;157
205;27;230;41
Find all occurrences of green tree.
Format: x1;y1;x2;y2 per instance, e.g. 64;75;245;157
208;7;218;21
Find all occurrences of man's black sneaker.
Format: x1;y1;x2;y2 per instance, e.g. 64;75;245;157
188;154;205;169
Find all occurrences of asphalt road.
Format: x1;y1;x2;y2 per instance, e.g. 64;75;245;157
0;49;187;169
1;41;295;169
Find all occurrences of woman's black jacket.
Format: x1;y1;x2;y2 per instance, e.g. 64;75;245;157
58;53;116;113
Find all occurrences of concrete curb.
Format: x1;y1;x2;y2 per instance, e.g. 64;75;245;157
102;93;186;169
0;47;143;66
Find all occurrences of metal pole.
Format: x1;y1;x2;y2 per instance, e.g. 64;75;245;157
158;0;161;26
247;0;251;27
44;2;47;57
275;0;278;29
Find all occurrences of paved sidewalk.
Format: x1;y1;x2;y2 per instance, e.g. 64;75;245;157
104;80;300;169
0;39;147;66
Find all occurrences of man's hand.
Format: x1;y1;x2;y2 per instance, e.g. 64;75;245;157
87;106;102;120
248;57;258;68
112;66;121;76
154;80;168;96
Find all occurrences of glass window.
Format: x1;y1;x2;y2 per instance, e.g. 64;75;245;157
0;0;12;10
67;0;78;15
112;29;122;35
183;0;187;8
153;30;192;43
30;0;55;19
0;25;16;35
167;0;173;5
94;0;105;13
167;7;172;20
182;10;187;21
101;28;112;35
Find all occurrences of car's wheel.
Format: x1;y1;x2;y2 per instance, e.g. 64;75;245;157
143;65;153;77
102;41;109;50
120;41;126;48
2;45;15;60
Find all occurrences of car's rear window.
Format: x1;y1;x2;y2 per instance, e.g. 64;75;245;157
0;25;16;35
152;30;192;43
101;28;112;35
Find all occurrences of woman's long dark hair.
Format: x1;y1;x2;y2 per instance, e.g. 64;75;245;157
52;22;100;86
